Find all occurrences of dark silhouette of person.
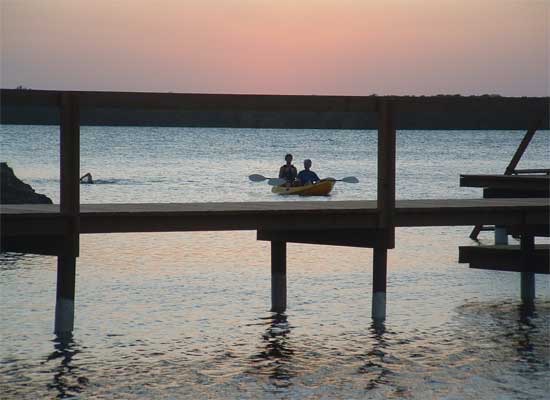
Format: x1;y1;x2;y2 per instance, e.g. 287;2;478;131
80;173;94;184
278;154;297;185
297;159;320;185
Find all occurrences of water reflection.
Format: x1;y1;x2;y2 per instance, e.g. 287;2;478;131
515;303;539;368
458;300;548;373
249;313;295;389
43;334;88;399
358;322;393;391
0;252;40;270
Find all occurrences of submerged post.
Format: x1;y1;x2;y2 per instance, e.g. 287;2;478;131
55;92;80;335
372;247;387;320
520;233;535;304
271;241;287;313
372;99;396;321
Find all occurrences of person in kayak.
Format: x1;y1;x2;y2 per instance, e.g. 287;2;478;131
297;159;320;185
278;153;298;185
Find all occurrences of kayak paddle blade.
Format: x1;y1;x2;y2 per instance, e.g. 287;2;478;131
249;174;267;182
342;176;359;183
267;178;286;186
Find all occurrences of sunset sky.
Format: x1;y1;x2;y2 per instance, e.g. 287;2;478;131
1;0;548;96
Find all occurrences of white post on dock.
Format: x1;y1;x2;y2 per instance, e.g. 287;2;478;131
55;92;80;335
520;234;535;304
494;226;508;245
271;241;287;313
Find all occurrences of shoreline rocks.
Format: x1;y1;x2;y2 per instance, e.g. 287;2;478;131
0;162;53;204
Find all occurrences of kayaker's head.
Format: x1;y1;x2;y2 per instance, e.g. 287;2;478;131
304;159;312;170
285;153;293;165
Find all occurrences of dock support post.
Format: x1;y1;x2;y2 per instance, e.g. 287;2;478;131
494;226;508;245
372;246;387;321
520;234;535;304
55;256;76;334
271;241;287;313
372;99;395;322
54;92;80;335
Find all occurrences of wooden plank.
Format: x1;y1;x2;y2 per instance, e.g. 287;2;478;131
458;244;549;274
0;214;69;236
508;224;549;237
1;199;548;236
257;228;384;248
483;187;549;199
460;174;550;190
1;235;69;256
1;198;547;216
513;168;550;175
1;89;377;112
2;90;548;128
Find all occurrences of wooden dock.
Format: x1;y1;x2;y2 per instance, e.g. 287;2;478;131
1;89;549;335
2;198;547;235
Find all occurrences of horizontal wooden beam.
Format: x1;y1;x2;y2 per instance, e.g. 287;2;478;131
1;89;377;112
459;244;549;274
482;188;549;199
513;169;550;175
257;228;385;248
1;199;547;236
1;89;548;129
507;224;549;237
460;174;550;191
1;235;69;256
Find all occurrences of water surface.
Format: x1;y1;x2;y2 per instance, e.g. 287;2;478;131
1;126;548;399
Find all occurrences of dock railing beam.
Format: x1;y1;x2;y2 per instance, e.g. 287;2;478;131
271;241;287;313
372;99;396;321
55;92;80;336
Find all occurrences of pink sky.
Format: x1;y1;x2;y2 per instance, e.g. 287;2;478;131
1;0;548;96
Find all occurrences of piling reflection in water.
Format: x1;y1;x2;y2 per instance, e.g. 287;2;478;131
43;334;88;399
515;303;539;369
249;313;295;389
357;322;394;391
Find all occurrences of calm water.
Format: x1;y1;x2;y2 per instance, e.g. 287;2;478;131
1;126;549;399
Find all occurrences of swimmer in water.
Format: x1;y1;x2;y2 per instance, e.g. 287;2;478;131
80;172;94;184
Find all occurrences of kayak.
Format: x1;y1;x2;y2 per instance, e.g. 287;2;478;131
271;180;335;196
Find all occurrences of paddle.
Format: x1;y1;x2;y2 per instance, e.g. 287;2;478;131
248;174;287;186
325;176;359;183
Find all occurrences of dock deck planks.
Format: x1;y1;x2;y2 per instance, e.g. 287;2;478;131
2;198;548;235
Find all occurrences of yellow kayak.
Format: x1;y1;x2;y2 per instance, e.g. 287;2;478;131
271;180;335;196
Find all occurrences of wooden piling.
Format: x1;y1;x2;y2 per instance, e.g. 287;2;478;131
520;234;535;304
372;99;396;321
376;100;396;249
55;256;76;334
372;247;388;320
271;241;287;313
55;92;80;335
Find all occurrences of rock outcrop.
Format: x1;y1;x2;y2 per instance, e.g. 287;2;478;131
0;162;53;204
